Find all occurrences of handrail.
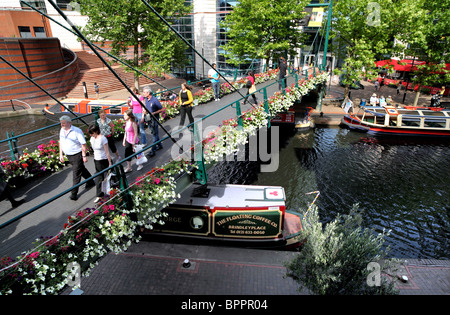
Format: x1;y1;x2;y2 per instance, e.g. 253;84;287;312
0;72;304;230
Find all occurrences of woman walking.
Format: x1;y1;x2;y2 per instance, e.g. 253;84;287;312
244;71;257;105
127;88;146;145
122;109;138;173
88;124;112;203
96;109;120;161
178;82;194;128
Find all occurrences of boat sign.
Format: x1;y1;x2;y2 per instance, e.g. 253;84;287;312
213;209;282;238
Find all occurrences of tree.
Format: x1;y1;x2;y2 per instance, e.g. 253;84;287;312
330;0;424;98
78;0;191;89
285;205;399;295
219;0;310;67
396;0;450;106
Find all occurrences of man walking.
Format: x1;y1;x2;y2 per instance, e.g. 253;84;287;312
143;87;164;156
208;63;220;101
59;115;95;200
278;57;288;90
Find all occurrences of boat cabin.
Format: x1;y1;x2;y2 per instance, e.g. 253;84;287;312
359;106;450;130
151;184;289;241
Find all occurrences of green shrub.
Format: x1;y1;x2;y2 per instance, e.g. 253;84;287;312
285;204;399;295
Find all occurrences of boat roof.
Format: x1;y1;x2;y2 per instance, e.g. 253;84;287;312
174;184;286;209
364;106;450;117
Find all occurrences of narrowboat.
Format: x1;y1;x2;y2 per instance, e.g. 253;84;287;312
341;106;450;137
61;98;127;116
271;107;314;131
141;183;304;249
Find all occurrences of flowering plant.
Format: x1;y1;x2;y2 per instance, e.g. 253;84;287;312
127;159;192;229
1;140;66;185
111;118;125;141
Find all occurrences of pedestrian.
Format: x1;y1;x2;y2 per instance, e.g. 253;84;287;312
127;88;147;145
94;82;99;99
59;115;95;201
243;71;257;105
96;109;120;161
379;76;384;90
374;80;379;91
396;83;401;95
88;124;112;203
122;109;138;173
208;63;220;101
278;57;288;90
178;82;194;129
0;165;25;208
143;87;164;156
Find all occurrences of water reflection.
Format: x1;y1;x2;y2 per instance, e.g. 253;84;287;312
208;127;450;259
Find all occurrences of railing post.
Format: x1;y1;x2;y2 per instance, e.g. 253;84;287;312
235;100;243;130
263;88;271;128
295;73;299;88
7;132;18;161
114;164;133;211
193;122;207;185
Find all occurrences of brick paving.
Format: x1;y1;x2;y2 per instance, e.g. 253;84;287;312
60;241;450;296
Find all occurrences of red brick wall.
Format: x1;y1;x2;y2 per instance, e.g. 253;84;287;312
0;38;79;103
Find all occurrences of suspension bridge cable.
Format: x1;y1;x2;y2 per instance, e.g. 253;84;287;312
141;0;258;109
0;54;89;127
46;0;180;147
19;1;169;91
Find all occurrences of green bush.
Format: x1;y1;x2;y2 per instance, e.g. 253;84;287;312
285;205;399;295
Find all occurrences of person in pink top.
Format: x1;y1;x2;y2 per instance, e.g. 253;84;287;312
127;88;147;145
243;70;257;105
122;109;138;173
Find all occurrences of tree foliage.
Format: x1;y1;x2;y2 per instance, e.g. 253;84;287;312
219;0;310;66
396;0;450;105
285;205;399;295
330;0;426;98
78;0;191;88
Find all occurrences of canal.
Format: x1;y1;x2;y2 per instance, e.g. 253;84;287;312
209;126;450;260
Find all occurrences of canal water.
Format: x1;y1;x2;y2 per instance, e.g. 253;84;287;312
208;126;450;260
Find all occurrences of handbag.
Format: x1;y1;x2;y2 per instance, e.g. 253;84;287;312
246;80;252;88
249;84;256;94
134;144;148;165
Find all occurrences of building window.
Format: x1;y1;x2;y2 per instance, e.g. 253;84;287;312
34;27;47;38
21;0;47;14
18;26;32;38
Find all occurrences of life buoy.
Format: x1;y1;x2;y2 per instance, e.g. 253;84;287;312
385;107;398;115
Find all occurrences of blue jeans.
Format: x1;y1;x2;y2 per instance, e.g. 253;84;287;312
150;120;162;153
134;113;147;145
212;81;220;99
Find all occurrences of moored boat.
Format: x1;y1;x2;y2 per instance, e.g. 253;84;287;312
141;183;304;249
341;105;450;137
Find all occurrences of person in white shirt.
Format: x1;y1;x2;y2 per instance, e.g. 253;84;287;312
59;115;94;201
369;93;379;106
88;124;112;203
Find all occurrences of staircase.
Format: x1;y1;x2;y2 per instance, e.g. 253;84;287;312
65;50;168;99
